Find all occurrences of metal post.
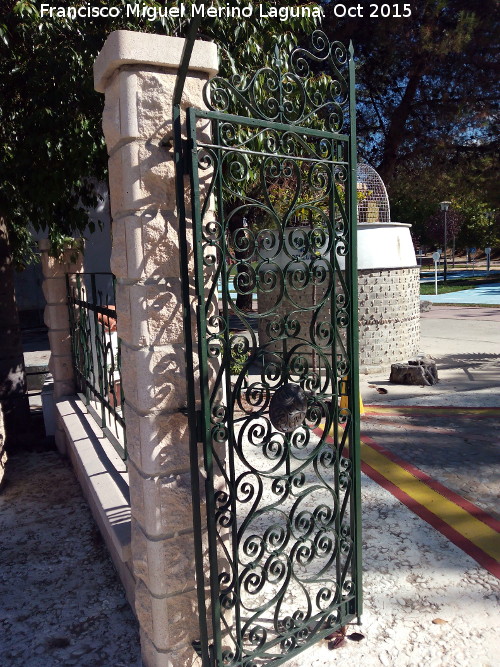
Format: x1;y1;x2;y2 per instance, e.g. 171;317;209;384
348;41;362;623
440;201;450;282
170;5;211;664
443;209;448;281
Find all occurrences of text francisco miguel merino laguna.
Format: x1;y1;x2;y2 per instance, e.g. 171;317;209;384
40;3;325;21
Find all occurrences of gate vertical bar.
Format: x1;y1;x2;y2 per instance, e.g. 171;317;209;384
173;100;211;667
347;41;362;620
186;107;223;665
212;116;244;659
170;11;212;662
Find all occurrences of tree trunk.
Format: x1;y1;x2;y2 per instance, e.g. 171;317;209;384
377;66;425;185
0;218;30;448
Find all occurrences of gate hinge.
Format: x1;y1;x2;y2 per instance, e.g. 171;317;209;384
182;138;192;174
163;137;192;174
180;408;204;442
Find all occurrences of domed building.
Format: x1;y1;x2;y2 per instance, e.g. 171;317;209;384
256;163;420;374
355;164;420;372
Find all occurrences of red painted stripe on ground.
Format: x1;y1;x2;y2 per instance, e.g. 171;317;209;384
314;421;500;577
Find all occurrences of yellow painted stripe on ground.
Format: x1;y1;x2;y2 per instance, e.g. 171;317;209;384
360;442;500;562
364;406;500;417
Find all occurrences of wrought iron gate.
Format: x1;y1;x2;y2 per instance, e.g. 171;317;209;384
180;31;361;666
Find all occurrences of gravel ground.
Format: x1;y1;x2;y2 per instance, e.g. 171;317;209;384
0;448;141;667
1;444;498;667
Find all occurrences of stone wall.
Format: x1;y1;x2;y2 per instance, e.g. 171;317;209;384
358;267;420;373
40;239;84;454
94;31;219;667
257;265;420;375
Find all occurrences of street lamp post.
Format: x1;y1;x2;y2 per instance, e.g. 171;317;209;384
485;210;494;273
440;201;451;282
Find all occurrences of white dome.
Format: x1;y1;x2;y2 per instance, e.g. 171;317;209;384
357;164;391;223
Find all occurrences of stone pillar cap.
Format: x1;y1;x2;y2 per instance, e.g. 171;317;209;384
94;30;218;93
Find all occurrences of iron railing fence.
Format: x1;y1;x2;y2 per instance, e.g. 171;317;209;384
66;272;126;459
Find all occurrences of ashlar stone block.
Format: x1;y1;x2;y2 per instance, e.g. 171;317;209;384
140;630;202;667
53;379;76;401
135;582;199;651
111;212;194;281
47;330;72;359
125;408;191;476
120;344;189;414
48;355;74;382
102;69;140;151
40;251;81;279
42;276;69;305
44;304;70;332
132;524;198;601
115;280;185;348
128;467;196;542
107;140;179;218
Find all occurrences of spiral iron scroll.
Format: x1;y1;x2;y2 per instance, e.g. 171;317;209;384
189;31;358;667
205;31;350;133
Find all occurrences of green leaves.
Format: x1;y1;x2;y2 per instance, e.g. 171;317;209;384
13;1;39;18
1;0;323;265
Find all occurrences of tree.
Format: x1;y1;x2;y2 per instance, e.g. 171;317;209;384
0;1;321;441
321;0;499;237
425;207;463;263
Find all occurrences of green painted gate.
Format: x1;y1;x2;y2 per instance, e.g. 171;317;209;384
180;31;361;666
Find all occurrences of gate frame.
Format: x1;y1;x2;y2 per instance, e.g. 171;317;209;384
178;35;361;667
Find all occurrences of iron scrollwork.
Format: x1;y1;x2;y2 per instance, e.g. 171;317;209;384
186;29;360;667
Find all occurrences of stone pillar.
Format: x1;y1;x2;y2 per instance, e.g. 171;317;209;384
94;31;218;667
40;239;83;454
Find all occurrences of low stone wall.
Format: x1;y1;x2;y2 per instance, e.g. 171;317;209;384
358;267;420;373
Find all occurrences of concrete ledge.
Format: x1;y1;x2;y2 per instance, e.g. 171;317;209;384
56;396;134;606
94;30;218;92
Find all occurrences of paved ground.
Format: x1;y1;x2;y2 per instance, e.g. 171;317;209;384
361;306;500;407
0;442;142;667
1;304;499;666
420;283;500;305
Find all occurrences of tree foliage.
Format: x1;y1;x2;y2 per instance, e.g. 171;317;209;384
0;0;320;265
321;0;499;243
424;208;463;246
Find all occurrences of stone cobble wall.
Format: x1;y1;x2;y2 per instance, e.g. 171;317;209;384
258;266;420;374
358;267;420;372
